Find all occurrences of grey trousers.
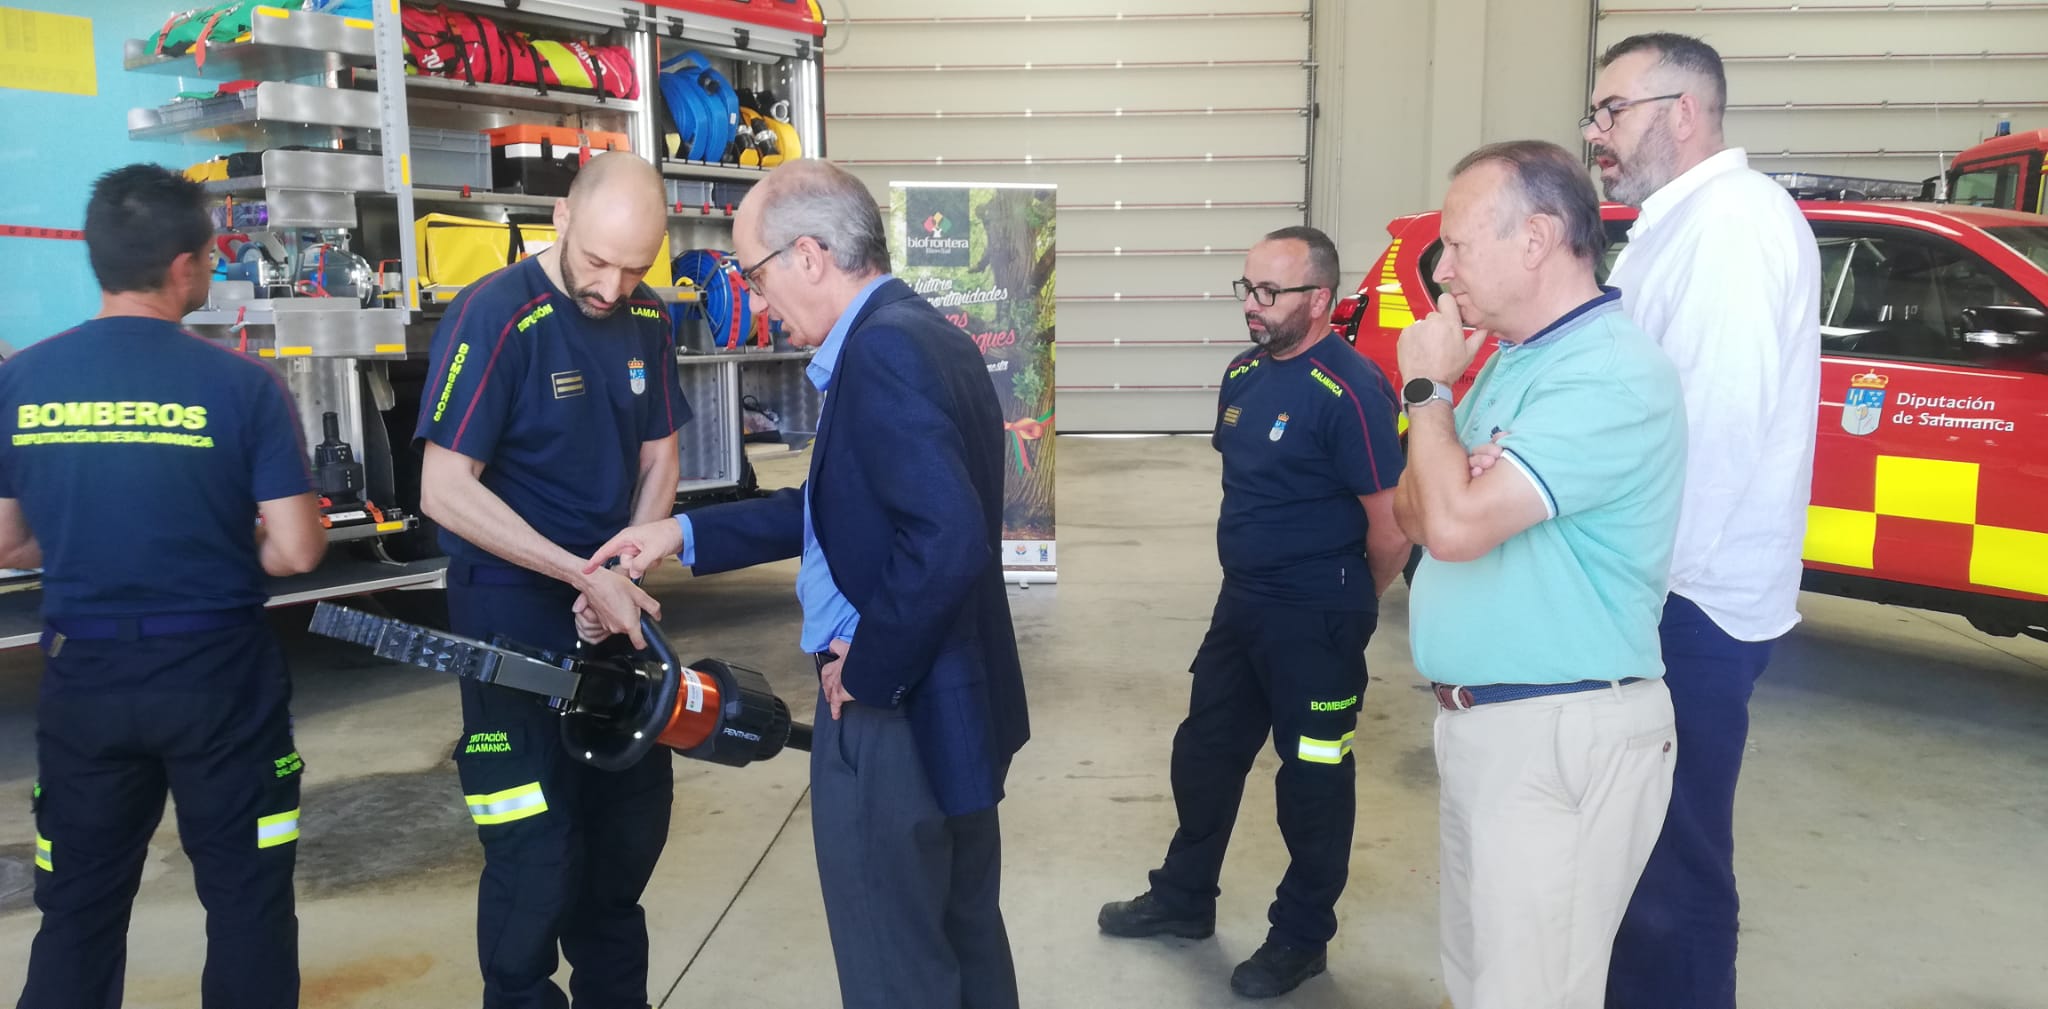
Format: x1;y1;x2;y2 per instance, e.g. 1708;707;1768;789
809;688;1019;1009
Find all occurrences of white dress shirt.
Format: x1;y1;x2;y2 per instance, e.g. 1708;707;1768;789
1607;147;1822;642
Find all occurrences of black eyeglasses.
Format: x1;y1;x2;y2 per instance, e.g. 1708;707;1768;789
728;238;824;290
1234;278;1322;307
1580;92;1684;132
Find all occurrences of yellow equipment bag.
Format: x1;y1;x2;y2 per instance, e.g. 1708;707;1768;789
415;212;672;301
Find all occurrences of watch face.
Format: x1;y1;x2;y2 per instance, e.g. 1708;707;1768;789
1404;377;1437;404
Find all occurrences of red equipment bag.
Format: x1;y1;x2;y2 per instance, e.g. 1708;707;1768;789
500;30;547;89
403;5;637;100
572;42;639;101
401;6;512;86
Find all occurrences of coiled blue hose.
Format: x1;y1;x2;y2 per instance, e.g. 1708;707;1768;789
671;249;751;349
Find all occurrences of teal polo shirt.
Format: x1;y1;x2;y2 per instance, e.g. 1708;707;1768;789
1408;289;1687;687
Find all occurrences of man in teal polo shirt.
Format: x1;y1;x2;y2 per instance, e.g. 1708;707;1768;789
1391;140;1685;1009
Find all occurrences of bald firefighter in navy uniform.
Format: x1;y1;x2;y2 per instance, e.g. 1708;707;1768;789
1100;226;1408;999
0;165;328;1008
414;152;690;1009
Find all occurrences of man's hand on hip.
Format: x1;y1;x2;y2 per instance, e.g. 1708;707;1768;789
586;518;686;581
819;637;856;720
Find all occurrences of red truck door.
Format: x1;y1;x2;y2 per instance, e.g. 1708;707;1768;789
1806;219;2048;605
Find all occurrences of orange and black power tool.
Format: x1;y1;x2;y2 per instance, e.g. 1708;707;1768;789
308;602;809;769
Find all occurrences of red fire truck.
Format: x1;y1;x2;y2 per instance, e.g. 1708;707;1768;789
1333;200;2048;639
1936;128;2048;215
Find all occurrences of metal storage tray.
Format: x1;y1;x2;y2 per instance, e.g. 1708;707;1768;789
660;161;775;183
123;5;375;81
360;69;645;116
130;82;380;142
183;302;408;359
200;149;385;193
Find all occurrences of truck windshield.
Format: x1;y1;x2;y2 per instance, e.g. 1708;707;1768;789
1988;226;2048;273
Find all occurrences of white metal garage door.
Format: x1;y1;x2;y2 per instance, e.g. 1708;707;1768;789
823;0;1316;432
1594;2;2048;185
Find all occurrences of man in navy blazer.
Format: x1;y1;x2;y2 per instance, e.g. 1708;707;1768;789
587;159;1029;1009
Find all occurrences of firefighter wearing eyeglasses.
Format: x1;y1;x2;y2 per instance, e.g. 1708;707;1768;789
1097;226;1409;999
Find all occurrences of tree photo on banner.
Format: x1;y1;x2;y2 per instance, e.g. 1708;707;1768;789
889;181;1057;581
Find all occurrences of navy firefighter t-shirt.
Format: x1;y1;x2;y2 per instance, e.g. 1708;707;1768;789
415;256;691;564
0;317;313;618
1212;331;1405;611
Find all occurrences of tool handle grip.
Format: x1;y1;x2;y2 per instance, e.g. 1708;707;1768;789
784;721;813;753
561;613;681;772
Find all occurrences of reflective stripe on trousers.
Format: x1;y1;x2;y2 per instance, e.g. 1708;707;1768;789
1297;731;1357;765
466;781;549;825
256;808;300;848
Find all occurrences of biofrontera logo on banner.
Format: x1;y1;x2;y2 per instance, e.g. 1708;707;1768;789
907;188;972;266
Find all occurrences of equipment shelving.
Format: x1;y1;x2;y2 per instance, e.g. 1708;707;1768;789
0;1;837;648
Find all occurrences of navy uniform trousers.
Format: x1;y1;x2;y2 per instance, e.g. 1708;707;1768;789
446;560;673;1009
18;611;301;1009
1148;590;1377;951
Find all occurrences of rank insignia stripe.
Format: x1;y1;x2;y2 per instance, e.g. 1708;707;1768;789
552;371;586;399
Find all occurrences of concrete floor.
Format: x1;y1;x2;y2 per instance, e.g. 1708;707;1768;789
1;435;2045;1008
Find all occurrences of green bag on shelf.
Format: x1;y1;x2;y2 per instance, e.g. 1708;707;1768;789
147;0;262;66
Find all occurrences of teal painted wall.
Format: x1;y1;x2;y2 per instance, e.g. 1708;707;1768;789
0;1;229;348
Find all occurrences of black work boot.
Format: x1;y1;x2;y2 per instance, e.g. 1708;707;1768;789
1229;940;1327;998
1096;892;1216;939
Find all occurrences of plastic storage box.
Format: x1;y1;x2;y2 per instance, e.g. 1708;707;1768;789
364;127;491;191
483;125;632;197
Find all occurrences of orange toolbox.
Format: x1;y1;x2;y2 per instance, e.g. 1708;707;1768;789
482;125;633;197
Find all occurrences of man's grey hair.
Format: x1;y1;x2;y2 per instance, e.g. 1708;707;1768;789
1261;225;1340;290
756;160;891;276
1599;32;1727;124
1452;141;1608;263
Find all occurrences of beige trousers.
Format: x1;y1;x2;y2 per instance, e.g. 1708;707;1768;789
1435;678;1677;1009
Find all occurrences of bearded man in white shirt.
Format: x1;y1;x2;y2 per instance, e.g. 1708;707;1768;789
1583;32;1821;1009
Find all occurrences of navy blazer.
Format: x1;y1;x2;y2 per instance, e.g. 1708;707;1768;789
685;278;1030;816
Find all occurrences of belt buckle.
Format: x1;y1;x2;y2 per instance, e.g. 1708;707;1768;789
1433;683;1475;711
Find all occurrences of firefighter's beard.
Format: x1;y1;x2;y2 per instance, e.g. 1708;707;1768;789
1245;300;1314;356
559;235;623;319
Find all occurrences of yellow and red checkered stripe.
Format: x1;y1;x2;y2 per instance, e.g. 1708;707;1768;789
1804;448;2048;599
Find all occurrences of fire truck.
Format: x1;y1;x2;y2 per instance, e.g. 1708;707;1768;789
1333;199;2048;640
1933;128;2048;216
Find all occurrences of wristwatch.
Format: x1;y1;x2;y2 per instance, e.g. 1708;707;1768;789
1403;377;1453;411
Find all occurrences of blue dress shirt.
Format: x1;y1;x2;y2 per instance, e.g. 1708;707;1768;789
675;274;894;655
